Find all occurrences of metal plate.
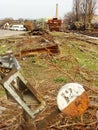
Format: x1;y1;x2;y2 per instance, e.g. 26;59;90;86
57;83;89;116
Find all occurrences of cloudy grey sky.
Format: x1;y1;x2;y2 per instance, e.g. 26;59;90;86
0;0;73;19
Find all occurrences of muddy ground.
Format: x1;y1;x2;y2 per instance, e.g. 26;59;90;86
0;30;98;130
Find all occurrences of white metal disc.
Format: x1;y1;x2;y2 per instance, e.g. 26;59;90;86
57;83;85;111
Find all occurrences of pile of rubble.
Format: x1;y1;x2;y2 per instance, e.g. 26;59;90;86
12;28;60;59
29;28;54;42
0;97;23;130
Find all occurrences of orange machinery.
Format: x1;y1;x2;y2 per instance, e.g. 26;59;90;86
47;18;62;31
47;4;62;31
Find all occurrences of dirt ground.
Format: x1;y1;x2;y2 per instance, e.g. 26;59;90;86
0;29;26;39
0;30;98;130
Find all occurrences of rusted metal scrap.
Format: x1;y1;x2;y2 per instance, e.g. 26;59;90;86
0;54;21;70
0;54;46;119
15;44;60;58
35;83;89;130
57;83;89;117
0;55;90;130
29;28;54;42
29;28;49;35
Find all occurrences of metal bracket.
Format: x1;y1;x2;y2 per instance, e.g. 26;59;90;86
0;69;46;119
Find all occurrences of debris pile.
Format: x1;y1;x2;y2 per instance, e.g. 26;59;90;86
15;44;60;58
0;97;23;130
12;29;60;58
0;31;98;130
29;28;54;42
29;28;49;35
30;56;98;130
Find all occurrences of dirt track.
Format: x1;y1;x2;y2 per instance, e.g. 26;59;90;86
0;29;27;39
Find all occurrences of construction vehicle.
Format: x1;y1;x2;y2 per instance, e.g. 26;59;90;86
47;4;62;31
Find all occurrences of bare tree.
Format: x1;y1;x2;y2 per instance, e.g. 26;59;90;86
64;12;75;24
73;0;81;21
63;12;76;30
24;20;35;31
80;0;97;29
73;0;97;30
0;18;14;29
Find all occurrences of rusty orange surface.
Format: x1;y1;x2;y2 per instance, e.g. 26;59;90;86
62;92;89;116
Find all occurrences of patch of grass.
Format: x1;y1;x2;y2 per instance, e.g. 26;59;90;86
50;58;57;63
78;58;96;70
0;46;6;54
69;44;97;71
31;56;36;63
0;90;6;97
54;76;67;83
95;82;98;87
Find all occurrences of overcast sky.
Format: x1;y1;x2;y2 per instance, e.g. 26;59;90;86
0;0;73;19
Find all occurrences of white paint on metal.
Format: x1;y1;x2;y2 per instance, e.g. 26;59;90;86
4;82;35;118
57;83;85;111
2;71;46;119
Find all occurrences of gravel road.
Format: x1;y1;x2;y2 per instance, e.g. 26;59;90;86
0;29;27;39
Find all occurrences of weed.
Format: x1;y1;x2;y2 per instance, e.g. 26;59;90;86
95;82;98;87
54;76;67;83
50;58;57;63
0;90;6;97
